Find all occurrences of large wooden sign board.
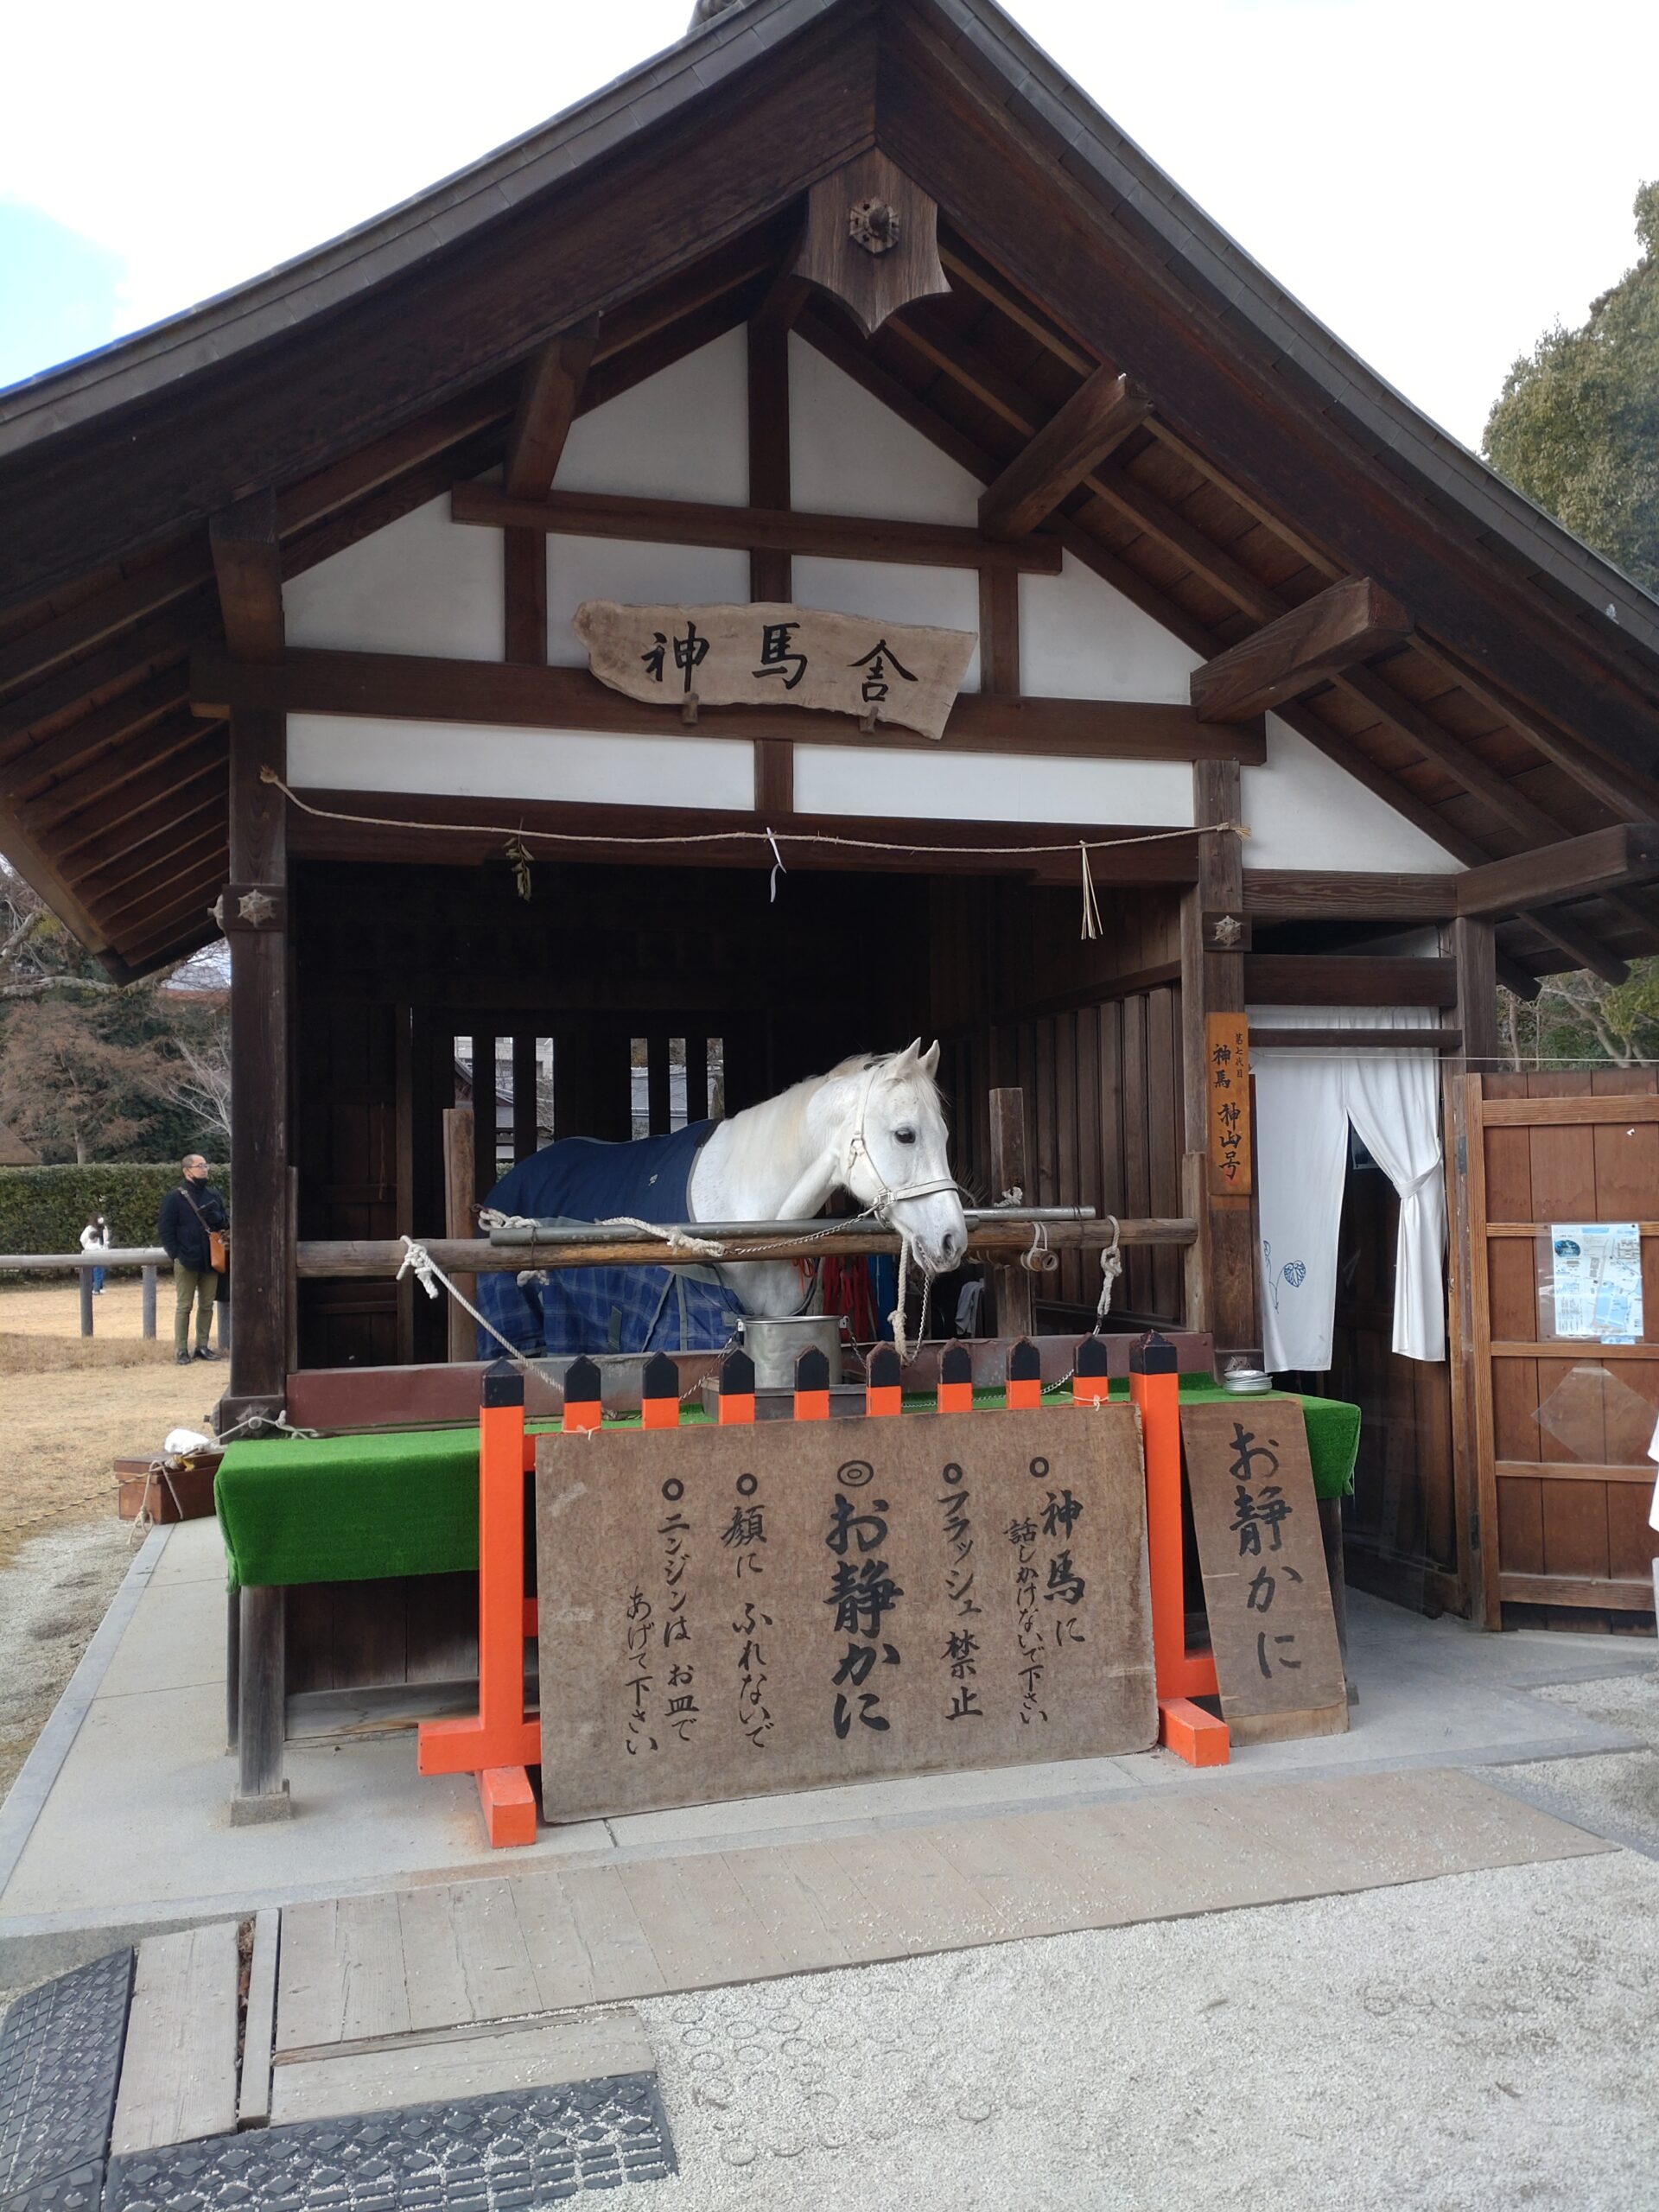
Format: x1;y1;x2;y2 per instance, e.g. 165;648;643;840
574;600;976;741
535;1407;1156;1821
1179;1399;1347;1745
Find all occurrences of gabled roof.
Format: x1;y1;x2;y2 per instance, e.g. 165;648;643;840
2;0;1657;982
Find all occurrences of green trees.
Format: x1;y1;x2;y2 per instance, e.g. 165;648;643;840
0;858;229;1163
1484;184;1659;1066
1484;182;1659;595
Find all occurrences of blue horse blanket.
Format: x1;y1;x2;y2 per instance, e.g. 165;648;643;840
475;1122;744;1358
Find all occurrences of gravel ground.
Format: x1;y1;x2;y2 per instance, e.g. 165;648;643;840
632;1848;1659;2212
0;1518;136;1807
1495;1669;1659;1858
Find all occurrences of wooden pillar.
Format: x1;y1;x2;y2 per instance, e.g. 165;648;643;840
232;1585;289;1822
224;705;290;1425
747;315;793;819
512;1032;538;1161
1180;758;1259;1358
988;1087;1035;1337
444;1103;478;1363
1446;913;1498;1620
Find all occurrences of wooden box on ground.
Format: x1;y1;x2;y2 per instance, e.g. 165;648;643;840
535;1402;1156;1821
115;1452;220;1523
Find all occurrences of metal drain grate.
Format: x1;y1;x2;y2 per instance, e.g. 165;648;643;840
0;1949;134;2212
104;2070;676;2210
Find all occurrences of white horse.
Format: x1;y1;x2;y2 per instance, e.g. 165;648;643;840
690;1040;968;1319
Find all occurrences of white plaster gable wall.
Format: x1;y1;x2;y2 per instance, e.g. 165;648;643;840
790;339;981;524
1241;717;1465;872
791;557;982;692
1020;554;1198;704
556;328;748;504
283;494;503;661
792;747;1191;828
288;715;753;812
547;542;749;665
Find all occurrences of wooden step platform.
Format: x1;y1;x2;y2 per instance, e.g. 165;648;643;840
275;1767;1605;2050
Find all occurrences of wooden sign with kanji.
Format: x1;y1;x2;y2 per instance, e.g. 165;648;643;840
534;1406;1156;1821
1179;1398;1347;1745
1205;1012;1252;1195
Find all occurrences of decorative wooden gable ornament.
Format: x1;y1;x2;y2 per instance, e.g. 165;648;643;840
791;148;950;338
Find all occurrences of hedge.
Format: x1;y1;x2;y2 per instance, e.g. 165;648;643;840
0;1164;231;1260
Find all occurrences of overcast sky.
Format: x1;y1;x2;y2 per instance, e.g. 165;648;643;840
2;0;1656;452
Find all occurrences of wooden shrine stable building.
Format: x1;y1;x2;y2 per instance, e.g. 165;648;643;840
3;0;1659;1636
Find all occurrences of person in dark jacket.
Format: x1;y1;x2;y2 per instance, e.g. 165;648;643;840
158;1155;227;1365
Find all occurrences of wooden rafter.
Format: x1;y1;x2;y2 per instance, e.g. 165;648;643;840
47;731;223;853
1456;825;1659;918
58;766;228;883
503;320;599;499
978;370;1150;541
76;792;226;899
801;305;1637;976
23;715;219;833
0;669;191;801
210;491;284;665
1192;577;1414;722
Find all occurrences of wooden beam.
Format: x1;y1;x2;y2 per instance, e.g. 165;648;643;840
1455;824;1659;918
978;568;1019;696
1192;577;1413;722
747;308;793;804
1181;757;1256;1353
1243;954;1457;1007
1243;871;1461;919
503;319;598;499
978;370;1150;541
93;828;228;928
51;737;223;855
284;785;1203;886
192;645;1262;762
448;482;1064;574
75;792;224;899
209;492;284;665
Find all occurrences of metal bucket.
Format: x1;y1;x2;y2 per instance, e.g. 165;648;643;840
738;1313;843;1391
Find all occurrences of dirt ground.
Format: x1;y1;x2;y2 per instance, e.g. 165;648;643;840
0;1279;224;1803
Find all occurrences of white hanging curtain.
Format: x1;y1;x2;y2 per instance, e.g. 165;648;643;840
1252;1007;1446;1374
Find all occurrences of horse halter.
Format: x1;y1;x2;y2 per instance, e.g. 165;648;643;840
842;1061;961;1241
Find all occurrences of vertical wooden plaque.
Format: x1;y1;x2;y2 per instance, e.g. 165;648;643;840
1205;1012;1252;1195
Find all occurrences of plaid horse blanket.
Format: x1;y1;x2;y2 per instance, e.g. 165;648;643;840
474;1122;744;1358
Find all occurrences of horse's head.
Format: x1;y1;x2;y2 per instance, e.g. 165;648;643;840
838;1041;968;1275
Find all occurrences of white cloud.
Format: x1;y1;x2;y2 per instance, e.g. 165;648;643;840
4;0;1656;448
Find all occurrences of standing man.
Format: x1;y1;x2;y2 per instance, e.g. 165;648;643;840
159;1155;228;1365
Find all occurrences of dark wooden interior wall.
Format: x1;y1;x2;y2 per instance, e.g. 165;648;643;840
291;855;928;1367
931;877;1186;1325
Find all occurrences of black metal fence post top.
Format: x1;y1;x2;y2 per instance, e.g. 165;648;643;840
481;1355;524;1408
1128;1327;1177;1376
641;1351;681;1402
564;1354;603;1406
795;1345;831;1393
941;1341;973;1384
868;1344;902;1390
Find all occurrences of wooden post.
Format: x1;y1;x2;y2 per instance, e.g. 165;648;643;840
747;314;794;819
1180;758;1259;1359
395;1005;416;1363
141;1262;156;1339
1446;915;1498;1621
79;1265;93;1338
1129;1329;1228;1768
472;1032;498;1202
231;1585;290;1822
442;1104;477;1363
223;705;289;1426
988;1086;1035;1338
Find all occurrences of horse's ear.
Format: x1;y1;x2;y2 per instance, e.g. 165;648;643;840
918;1040;941;1078
896;1037;923;1067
